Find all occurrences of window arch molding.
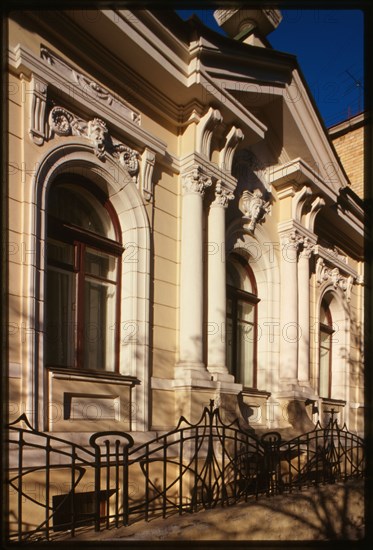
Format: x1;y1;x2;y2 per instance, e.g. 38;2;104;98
226;219;280;391
315;284;349;404
27;141;151;431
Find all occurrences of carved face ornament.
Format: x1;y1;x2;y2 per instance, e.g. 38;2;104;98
49;107;73;136
88;119;108;144
239;188;270;232
87;119;108;159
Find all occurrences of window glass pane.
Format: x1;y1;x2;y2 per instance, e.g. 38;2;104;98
49;184;115;239
46;267;76;366
83;278;116;371
319;330;331;397
320;301;331;326
85;248;117;281
47;239;74;265
237;321;254;387
226;258;257;388
320;329;331;346
227;263;241;288
226;315;233;374
227;261;253;293
237;300;253;322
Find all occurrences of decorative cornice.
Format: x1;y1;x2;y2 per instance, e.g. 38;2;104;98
214;9;282;38
318;240;347;264
269;158;338;202
211;181;234;208
8;44;169;162
316;257;355;301
182;166;212;196
41;45;141;126
48;105;139;178
239;188;270;232
313;244;359;284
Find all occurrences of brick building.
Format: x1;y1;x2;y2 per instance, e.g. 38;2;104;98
329;112;366;199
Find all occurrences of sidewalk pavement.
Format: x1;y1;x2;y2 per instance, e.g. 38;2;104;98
56;479;364;542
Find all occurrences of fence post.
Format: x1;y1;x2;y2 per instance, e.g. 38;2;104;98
123;443;129;526
90;431;135;530
261;432;282;496
93;443;102;532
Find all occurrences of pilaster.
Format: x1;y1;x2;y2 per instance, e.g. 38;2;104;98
279;229;302;381
298;238;315;382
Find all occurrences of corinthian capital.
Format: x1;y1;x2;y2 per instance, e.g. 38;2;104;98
299;237;315;259
211;181;234;208
182;167;212;196
280;229;303;249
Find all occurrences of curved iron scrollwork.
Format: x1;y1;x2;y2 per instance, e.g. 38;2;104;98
7;402;365;541
278;418;365;490
124;400;266;522
7;414;96;541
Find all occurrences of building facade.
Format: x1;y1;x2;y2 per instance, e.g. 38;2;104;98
7;8;364;449
329;111;366;199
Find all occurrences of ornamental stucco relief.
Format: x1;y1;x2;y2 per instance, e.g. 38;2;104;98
316;257;354;301
211;182;234;208
318;240;348;264
40;46;141;126
29;75;48;145
48;106;139;178
182;167;212;196
239;188;270;232
299;237;315;259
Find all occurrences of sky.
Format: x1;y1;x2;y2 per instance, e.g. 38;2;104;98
176;9;364;128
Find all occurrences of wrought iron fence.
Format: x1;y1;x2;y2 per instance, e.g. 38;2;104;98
7;401;365;541
7;413;96;541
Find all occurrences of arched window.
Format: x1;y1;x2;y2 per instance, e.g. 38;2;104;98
226;255;259;388
45;177;122;372
319;297;334;398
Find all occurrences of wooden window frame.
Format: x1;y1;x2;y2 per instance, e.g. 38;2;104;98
46;178;123;373
226;255;260;390
319;300;334;399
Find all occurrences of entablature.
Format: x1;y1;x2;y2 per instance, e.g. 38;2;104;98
314;245;358;280
277;220;361;291
269;158;339;202
8;44;170;162
180;152;238;194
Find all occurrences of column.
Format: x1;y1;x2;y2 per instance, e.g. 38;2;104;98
207;182;234;380
177;167;212;381
279;230;301;380
298;240;314;382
